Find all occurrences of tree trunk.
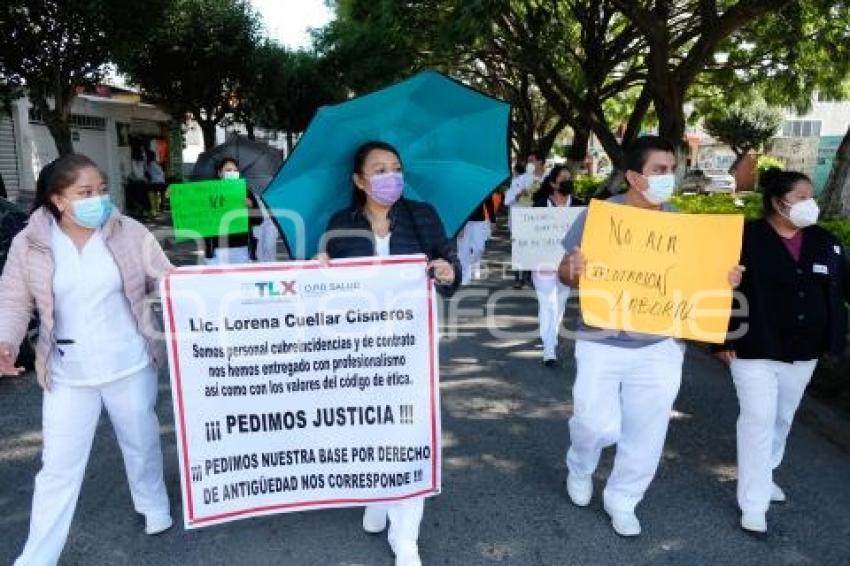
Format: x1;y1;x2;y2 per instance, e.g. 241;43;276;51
286;131;296;155
32;96;73;156
727;152;747;175
245;121;255;140
599;168;625;198
566;126;590;174
820;125;850;218
534;117;568;160
198;118;217;151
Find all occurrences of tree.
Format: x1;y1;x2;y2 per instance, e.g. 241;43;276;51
255;49;346;153
115;0;261;150
0;0;163;155
613;0;794;156
317;1;573;164
704;0;850;215
703;104;783;173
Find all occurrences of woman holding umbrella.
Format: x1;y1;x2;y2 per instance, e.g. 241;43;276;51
319;140;460;566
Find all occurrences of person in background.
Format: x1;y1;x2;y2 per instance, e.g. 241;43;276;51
204;157;261;264
319;140;460;566
558;136;744;537
0;154;173;566
144;149;166;216
531;165;583;367
253;196;280;262
506;151;548;289
715;168;849;534
457;193;497;285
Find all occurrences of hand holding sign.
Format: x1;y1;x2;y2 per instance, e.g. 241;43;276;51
578;200;743;343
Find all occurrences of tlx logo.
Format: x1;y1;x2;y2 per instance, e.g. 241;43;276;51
254;281;297;297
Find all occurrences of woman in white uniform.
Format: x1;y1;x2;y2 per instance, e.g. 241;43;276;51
531;165;583;366
0;154;173;566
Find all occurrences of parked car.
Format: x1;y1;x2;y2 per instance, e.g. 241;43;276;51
680;168;737;194
0;197;36;371
679;169;710;194
701;169;737;193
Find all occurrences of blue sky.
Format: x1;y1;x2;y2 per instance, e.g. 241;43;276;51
250;0;335;49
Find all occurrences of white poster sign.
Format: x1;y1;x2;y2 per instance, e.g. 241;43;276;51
161;255;440;528
511;207;585;270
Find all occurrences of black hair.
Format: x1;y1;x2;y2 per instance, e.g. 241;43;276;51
216;157;239;175
528;150;545;163
534;164;569;202
513;163;526;176
759;167;811;217
351;141;402;208
624;136;676;175
32;154;104;219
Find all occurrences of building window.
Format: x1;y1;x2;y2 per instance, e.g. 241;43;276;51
29;108;106;131
781;119;821;138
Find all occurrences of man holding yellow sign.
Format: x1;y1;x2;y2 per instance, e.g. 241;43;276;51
557;136;745;537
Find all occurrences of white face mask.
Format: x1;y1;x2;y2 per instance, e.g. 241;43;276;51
782;198;820;228
643;173;676;204
222;170;240;180
525;162;535;175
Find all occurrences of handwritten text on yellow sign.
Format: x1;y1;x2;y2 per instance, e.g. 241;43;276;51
579;200;743;343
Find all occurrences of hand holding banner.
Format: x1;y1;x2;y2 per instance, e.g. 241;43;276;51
578;200;743;343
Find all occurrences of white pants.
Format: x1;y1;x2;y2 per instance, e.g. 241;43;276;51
457;221;490;285
207;245;251;265
364;499;424;551
252;214;279;263
15;366;169;566
730;358;817;514
566;338;684;513
532;271;570;359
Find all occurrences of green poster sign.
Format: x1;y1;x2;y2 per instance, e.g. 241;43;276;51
169;179;249;241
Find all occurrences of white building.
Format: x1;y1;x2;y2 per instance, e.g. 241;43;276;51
0;88;174;211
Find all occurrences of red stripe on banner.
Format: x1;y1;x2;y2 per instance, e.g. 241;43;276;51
168;257;427;277
164;274;196;521
426;276;438;491
189;488;439;526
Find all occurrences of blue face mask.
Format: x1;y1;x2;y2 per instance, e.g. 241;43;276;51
71;195;113;229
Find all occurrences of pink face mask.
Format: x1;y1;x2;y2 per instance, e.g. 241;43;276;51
369;172;404;206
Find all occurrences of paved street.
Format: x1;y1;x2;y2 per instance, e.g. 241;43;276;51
1;223;849;565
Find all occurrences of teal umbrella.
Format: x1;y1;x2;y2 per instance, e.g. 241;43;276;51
263;70;511;259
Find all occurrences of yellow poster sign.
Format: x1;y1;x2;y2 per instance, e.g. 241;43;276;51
579;200;744;343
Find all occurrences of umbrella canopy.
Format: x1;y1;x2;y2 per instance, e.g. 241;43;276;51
263;70;510;259
191;135;284;194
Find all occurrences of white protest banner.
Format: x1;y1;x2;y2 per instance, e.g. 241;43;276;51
511;206;585;270
161;255;440;528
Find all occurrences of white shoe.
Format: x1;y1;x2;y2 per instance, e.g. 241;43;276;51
362;506;387;534
144;513;173;535
770;482;786;503
604;504;641;537
390;541;422;566
566;473;592;507
741;511;767;533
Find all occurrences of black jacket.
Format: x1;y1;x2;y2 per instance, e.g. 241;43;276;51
322;198;462;297
532;191;585;208
725;218;849;362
